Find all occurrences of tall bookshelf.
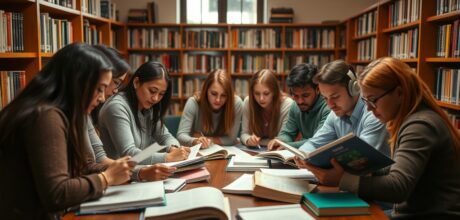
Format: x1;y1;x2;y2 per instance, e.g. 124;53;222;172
0;0;126;109
126;22;345;115
344;0;460;130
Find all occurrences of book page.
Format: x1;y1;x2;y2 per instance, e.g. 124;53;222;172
199;144;226;157
163;178;186;193
276;140;309;159
224;146;253;158
258;150;295;161
144;187;227;218
233;157;269;166
238;204;314;220
255;171;312;195
260;168;315;180
222;174;254;194
129;143;167;164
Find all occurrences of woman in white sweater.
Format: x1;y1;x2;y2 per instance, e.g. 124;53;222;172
241;69;293;148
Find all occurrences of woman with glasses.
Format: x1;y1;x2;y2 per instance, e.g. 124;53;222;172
98;61;190;181
240;69;293;148
88;45;131;166
296;57;460;218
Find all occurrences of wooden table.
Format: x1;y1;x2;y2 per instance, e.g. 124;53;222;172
63;159;389;220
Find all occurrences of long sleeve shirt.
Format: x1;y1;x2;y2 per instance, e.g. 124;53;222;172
299;98;390;156
339;105;460;217
240;96;294;146
177;96;243;146
276;96;330;148
0;106;104;220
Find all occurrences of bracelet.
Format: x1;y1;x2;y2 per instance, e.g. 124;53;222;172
100;171;109;189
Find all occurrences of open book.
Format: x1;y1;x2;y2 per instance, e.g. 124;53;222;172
221;174;254;195
237;204;315;220
252;171;316;204
78;181;165;215
278;133;394;175
144;187;230;220
256;150;297;167
199;145;252;160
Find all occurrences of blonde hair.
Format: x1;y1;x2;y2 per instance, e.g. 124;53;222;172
195;69;235;135
359;57;460;156
248;69;284;138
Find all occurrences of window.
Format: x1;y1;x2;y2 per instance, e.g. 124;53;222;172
183;0;262;24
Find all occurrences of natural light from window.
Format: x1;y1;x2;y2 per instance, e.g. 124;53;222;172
186;0;257;24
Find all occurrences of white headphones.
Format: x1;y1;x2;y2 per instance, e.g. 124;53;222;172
346;70;360;97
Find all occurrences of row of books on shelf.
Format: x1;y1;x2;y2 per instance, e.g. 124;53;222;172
230;29;282;49
284;54;335;70
436;68;460;104
127;28;181;49
183;54;227;74
231;54;283;74
0;11;24;53
285;28;335;49
388;28;419;59
436;0;460;15
40;13;72;53
339;29;346;48
0;71;26;110
82;0;118;20
83;19;102;45
437;20;460;58
357;37;376;61
43;0;76;9
388;0;420;28
129;53;181;73
184;30;228;49
355;10;377;37
269;7;294;24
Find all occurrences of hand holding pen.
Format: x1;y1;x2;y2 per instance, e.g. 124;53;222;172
192;132;212;149
246;133;262;148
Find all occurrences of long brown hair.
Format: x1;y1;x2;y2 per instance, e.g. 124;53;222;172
0;43;112;176
359;57;460;156
195;69;235;135
248;69;283;138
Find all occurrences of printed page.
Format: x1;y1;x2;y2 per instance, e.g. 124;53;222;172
260;169;315;179
255;171;309;195
187;143;202;159
222;174;254;194
129;143;167;164
238;204;314;220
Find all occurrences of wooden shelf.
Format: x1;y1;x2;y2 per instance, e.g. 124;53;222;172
183;48;228;52
284;23;339;27
426;11;460;23
127;48;181;52
284;48;335;52
182;73;209;76
169;73;181;77
185;23;229;28
230;48;283;52
437;101;460;111
39;0;80;16
352;33;376;40
399;58;418;63
126;23;181;28
82;12;111;24
111;20;125;27
230;24;282;28
0;52;37;58
382;21;420;34
40;52;54;58
425;57;460;63
231;73;254;77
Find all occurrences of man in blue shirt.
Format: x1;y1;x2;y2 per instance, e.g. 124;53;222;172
299;60;389;156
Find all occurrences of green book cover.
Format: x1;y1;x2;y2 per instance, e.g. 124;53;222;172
303;192;369;209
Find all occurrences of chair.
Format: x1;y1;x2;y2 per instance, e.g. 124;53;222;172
164;115;181;138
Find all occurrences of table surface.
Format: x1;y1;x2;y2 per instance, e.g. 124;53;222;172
63;159;389;220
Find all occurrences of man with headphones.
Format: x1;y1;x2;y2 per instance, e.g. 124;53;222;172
298;60;390;173
267;63;331;150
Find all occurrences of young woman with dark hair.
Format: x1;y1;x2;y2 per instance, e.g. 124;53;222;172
176;69;243;148
98;61;189;181
0;43;131;219
240;69;293;148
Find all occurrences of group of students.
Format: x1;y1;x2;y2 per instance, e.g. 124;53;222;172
0;42;459;219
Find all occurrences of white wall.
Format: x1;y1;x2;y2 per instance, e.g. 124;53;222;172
113;0;377;23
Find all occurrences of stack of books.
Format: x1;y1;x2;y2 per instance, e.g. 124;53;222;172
127;9;148;23
303;192;370;216
270;7;294;23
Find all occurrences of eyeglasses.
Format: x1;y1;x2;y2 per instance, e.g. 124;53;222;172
361;87;397;109
112;79;123;90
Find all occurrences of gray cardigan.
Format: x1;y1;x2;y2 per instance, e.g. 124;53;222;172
177;96;243;146
98;92;179;165
340;105;460;217
86;116;107;163
240;96;294;145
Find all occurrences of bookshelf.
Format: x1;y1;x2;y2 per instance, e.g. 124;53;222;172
344;0;460;130
0;0;126;109
126;22;346;115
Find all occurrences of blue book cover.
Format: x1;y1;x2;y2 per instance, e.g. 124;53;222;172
279;133;394;175
303;192;370;216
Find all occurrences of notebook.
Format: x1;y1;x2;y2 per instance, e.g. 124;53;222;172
303;192;370;216
163;178;186;193
237;204;315;220
173;167;211;183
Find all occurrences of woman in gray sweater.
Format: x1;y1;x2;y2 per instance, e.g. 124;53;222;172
240;69;293;148
99;61;190;181
296;57;460;218
177;69;243;148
